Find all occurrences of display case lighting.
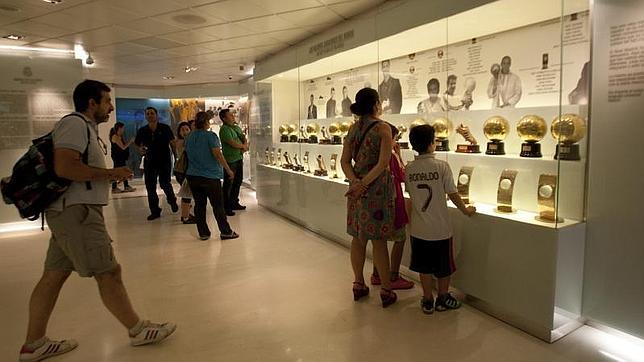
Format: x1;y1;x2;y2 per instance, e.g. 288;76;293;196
42;0;63;4
163;75;175;80
0;45;73;54
2;34;25;40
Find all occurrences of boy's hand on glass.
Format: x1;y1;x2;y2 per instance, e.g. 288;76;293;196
464;206;476;216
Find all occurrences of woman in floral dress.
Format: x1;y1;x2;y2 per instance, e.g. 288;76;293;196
341;87;397;308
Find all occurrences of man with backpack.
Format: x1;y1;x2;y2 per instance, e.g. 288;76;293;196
18;80;176;362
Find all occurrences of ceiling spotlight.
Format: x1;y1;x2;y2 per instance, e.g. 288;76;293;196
184;66;198;73
85;52;94;65
3;34;25;40
163;75;175;80
42;0;63;4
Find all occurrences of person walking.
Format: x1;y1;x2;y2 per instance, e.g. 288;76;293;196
175;121;196;224
185;111;239;241
341;87;397;308
18;80;175;362
218;109;248;216
134;107;179;220
109;122;135;193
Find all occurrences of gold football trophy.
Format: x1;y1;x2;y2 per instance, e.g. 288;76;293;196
396;124;409;149
455;124;480;153
340;121;353;143
484;116;510;155
314;154;328;176
551;113;586;161
457;166;475;204
431;117;452;151
329;122;342;144
517;115;547;158
303;151;311;173
279;124;289;142
329;154;339;178
307;122;320;144
536;174;562;223
288;124;298;143
496;169;518;213
410;118;428;129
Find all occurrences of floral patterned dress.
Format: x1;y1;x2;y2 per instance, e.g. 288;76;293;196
346;117;395;241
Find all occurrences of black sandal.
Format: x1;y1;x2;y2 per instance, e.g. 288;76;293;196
352;281;369;301
380;288;397;308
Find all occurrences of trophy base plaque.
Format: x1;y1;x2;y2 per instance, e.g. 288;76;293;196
298;138;309;144
535;214;564;223
554;144;580;161
456;144;481;153
435;139;449;152
520;142;542;158
289;135;298;142
309;136;318;144
332;135;342;145
496;205;514;213
486;141;506;155
280;135;289;142
397;141;409;149
319;139;332;145
314;170;328;177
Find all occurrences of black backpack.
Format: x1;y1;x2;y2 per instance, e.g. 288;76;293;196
1;114;91;227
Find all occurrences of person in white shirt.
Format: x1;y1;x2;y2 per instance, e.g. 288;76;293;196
487;56;522;108
405;124;475;314
443;74;465;111
417;78;446;113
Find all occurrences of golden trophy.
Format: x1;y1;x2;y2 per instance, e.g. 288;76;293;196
276;148;282;166
329;154;339;178
307;122;320;144
288;123;298;142
410;118;428;129
396;124;409;149
328;122;342;144
484;116;510;155
303;151;311;173
457;166;475;204
517;115;547;158
536;174;562;223
279;124;289;142
282;152;293;169
293;154;304;171
431;117;452;151
340;121;353;142
496;169;518;213
551;113;586;161
319;126;331;145
455;124;481;153
314;154;328;176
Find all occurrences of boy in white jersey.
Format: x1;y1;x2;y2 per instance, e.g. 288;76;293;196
405;124;476;314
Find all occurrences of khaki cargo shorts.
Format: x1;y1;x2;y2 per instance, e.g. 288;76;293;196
44;204;118;278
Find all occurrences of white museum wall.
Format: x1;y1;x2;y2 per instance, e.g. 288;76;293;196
583;0;644;339
0;56;83;224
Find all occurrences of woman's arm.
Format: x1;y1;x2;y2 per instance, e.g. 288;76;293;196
360;122;393;186
211;147;234;179
111;134;129;151
340;125;358;183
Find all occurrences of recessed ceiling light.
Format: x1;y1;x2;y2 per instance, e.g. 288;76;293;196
3;34;25;40
42;0;63;4
163;76;175;80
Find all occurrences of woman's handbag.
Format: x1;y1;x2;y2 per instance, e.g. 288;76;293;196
173;150;188;176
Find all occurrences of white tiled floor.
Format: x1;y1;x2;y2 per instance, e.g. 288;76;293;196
1;188;642;361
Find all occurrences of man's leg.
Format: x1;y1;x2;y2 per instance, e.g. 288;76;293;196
188;176;211;237
94;265;139;329
144;164;161;216
205;179;233;235
158;161;177;211
230;160;244;209
24;270;71;344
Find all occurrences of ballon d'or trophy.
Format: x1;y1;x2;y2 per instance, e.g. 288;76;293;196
410;118;428;129
396;124;409;149
536;174;562;223
431;117;452;151
307;123;320;144
551;113;586;161
340;121;353;142
457;166;475;204
517;115;547;158
496;169;518;213
328;122;342;145
484;116;510;155
279;124;289;142
455;124;481;153
288;124;298;143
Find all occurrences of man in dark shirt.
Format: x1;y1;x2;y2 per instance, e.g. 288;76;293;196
341;86;352;116
307;94;317;119
135;107;178;220
326;88;337;118
378;59;403;114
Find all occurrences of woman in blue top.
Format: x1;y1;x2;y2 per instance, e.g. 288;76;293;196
185;112;239;240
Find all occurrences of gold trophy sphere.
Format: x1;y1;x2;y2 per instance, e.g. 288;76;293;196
551;114;586;144
340;121;352;134
397;124;408;134
279;124;289;135
287;124;297;135
328;122;342;136
306;122;320;135
483;116;510;141
410;118;428;129
432;117;453;139
516;115;547;142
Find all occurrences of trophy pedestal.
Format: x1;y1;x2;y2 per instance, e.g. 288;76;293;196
496;205;514;213
309;136;318;144
319;139;332;145
332;135;342;145
554;144;580;161
486;141;506;155
435;138;449;151
314;170;328;177
289;135;298;142
520;142;542;158
298;138;309;144
397;141;409;149
535;212;564;223
280;135;288;142
456;144;481;153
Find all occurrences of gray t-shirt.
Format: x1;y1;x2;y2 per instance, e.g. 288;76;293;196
48;113;109;210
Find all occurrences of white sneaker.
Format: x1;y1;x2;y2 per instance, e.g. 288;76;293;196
130;320;177;346
19;338;78;362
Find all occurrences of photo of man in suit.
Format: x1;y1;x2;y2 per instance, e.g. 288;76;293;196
307;94;317;119
378;59;402;114
487;55;522;108
341;86;352;116
326;87;337;118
